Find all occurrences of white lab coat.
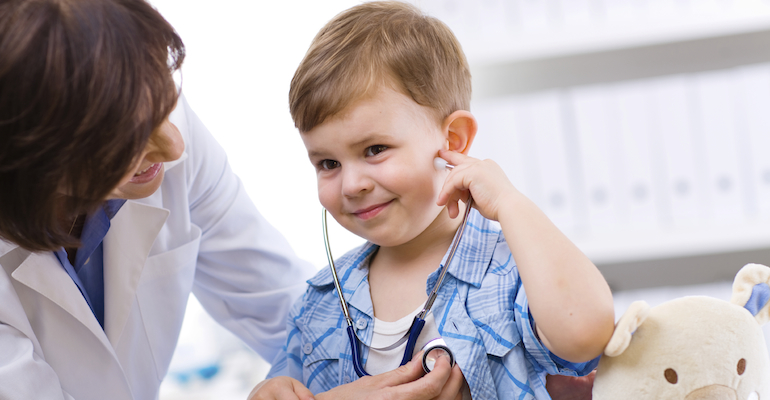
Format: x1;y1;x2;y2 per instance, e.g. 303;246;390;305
0;96;315;400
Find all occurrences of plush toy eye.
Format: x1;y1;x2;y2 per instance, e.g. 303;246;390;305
664;368;678;384
737;358;746;375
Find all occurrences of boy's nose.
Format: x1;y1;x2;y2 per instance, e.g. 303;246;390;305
341;165;374;198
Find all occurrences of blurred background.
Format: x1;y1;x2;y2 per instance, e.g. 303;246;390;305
146;0;770;398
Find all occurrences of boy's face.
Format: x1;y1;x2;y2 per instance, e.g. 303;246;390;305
302;86;451;248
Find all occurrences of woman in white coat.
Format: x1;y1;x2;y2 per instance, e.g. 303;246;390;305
0;1;471;399
0;1;317;399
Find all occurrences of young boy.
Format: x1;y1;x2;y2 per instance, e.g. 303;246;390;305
266;2;615;399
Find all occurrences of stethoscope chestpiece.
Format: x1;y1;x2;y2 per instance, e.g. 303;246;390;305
421;338;455;373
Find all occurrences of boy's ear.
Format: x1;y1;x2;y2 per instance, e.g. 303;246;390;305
442;110;477;155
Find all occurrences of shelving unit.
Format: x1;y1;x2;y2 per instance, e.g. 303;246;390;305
413;0;770;290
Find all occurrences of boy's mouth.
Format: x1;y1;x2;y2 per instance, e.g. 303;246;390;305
352;200;393;220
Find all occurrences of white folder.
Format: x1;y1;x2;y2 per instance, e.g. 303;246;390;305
610;79;662;231
569;84;622;233
514;91;579;234
470;97;532;207
735;63;770;221
647;75;707;229
689;69;748;224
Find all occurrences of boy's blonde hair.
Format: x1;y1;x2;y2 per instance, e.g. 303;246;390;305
289;1;471;133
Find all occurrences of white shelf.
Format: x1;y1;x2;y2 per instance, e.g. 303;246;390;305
465;10;770;66
413;0;770;66
572;221;770;265
470;66;770;269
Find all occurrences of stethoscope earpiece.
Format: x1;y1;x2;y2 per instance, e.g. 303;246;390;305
433;157;454;171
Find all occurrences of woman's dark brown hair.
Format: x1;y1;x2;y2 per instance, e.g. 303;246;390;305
0;0;185;251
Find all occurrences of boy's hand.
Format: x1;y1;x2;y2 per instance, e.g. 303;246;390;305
436;149;518;222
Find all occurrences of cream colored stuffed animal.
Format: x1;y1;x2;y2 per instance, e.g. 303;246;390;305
593;263;770;399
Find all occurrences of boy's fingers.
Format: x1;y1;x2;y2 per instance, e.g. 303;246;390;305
438;149;468;166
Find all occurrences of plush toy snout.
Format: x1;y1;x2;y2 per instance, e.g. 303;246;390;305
684;384;746;400
593;263;770;400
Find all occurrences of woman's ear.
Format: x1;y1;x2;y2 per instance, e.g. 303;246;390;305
442;110;477;155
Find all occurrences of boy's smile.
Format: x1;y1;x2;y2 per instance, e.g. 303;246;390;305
302;85;459;249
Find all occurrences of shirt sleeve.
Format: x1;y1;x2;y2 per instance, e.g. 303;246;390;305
174;96;316;363
514;284;599;377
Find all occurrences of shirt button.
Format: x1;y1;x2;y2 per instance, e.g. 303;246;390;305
344;376;351;384
356;319;367;330
303;343;313;355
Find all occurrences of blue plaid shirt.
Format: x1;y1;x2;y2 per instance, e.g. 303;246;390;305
267;210;598;399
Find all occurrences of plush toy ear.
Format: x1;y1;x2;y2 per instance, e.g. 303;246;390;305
731;263;770;325
604;301;651;357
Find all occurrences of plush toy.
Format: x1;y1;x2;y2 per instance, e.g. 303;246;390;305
593;263;770;399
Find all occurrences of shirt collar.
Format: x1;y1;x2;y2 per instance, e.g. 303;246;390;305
307;242;376;289
432;209;500;288
73;199;126;268
308;209;500;290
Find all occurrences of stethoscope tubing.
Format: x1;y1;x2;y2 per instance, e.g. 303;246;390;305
322;194;473;377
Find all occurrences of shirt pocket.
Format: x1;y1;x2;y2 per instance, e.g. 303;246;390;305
473;310;522;358
300;325;345;391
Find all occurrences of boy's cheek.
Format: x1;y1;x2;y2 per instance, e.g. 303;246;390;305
316;183;338;210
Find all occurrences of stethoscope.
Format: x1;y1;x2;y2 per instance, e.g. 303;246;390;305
322;157;472;377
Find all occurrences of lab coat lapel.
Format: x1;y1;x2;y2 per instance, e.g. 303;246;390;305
103;200;169;346
11;249;114;351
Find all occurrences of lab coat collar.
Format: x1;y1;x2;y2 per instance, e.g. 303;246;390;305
10;246;116;352
103;200;169;346
5;200;169;349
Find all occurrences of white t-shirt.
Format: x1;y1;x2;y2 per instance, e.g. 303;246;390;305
366;305;472;399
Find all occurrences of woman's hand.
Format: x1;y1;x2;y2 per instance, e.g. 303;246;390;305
436;149;519;222
248;376;315;400
316;354;465;400
250;353;465;400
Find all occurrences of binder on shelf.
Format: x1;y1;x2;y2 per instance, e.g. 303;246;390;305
569;84;622;233
610;80;662;231
470;97;533;208
689;69;748;225
514;90;579;235
735;63;770;222
647;75;708;229
602;0;648;24
512;0;553;33
556;0;594;28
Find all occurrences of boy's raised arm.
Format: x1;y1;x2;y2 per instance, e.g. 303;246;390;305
436;149;615;363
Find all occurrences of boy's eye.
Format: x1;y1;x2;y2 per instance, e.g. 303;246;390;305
319;159;340;170
365;145;387;157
